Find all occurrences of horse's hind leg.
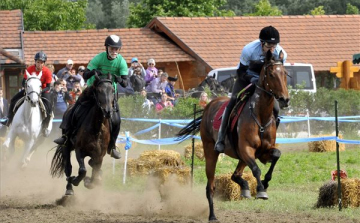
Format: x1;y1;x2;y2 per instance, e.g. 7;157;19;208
261;148;281;190
71;151;86;186
204;140;219;222
231;161;251;198
20;139;35;168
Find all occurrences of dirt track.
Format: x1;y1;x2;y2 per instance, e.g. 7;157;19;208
1;141;359;223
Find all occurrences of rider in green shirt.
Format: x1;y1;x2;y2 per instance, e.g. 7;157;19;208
54;35;128;159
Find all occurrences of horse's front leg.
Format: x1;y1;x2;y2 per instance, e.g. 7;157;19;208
20;139;35;168
261;148;281;190
63;146;74;195
231;161;251;198
71;150;86;186
84;157;103;189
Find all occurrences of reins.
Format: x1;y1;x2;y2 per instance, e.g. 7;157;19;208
93;78;115;115
25;76;42;101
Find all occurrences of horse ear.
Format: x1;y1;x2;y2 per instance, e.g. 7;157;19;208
279;50;284;61
265;50;272;62
25;70;31;79
107;73;112;80
94;71;100;81
38;71;43;79
212;73;215;79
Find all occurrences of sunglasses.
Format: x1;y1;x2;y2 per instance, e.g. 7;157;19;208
149;63;154;65
264;43;277;49
79;69;84;72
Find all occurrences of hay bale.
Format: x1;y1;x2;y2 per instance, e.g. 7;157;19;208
308;134;345;152
152;166;191;185
184;142;204;160
316;178;360;208
127;150;184;176
215;172;256;201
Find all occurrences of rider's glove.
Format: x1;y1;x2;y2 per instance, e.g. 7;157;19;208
250;77;258;85
116;76;128;88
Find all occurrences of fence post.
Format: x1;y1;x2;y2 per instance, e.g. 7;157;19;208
123;131;130;185
158;119;161;150
335;100;342;211
306;109;311;137
191;104;196;188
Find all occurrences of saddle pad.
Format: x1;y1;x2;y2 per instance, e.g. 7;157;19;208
230;102;246;132
213;101;229;130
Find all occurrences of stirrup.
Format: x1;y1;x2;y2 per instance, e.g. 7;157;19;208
54;135;67;145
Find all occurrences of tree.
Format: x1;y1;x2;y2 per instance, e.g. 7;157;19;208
346;3;359;14
310;6;325;15
245;0;282;16
0;0;94;31
127;0;235;28
86;0;106;29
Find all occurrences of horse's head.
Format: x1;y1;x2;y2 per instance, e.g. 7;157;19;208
93;72;115;119
259;50;290;108
199;76;225;94
25;70;42;107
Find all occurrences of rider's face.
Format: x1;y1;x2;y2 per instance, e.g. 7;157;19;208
35;60;45;71
108;46;120;59
262;42;277;53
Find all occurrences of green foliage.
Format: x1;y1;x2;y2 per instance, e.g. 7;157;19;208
127;0;235;28
310;5;326;15
245;0;282;16
0;0;95;31
346;3;359;14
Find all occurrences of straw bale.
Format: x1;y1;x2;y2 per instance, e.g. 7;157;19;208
127;150;185;176
215;172;256;201
184;142;204;160
316;178;360;208
308;134;345;152
152;166;191;185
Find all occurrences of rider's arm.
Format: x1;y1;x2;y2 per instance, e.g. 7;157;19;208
41;83;51;93
83;68;97;81
115;75;128;88
21;78;26;88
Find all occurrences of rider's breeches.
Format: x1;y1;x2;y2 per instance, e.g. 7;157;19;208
41;91;53;116
109;103;121;149
7;89;25;121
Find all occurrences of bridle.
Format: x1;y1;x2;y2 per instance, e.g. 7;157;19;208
93;78;115;116
256;60;285;100
25;76;42;101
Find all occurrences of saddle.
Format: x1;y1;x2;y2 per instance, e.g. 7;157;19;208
14;96;48;119
213;84;253;132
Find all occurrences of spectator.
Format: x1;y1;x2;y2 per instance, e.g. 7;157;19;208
77;66;86;88
158;69;164;76
46;64;57;86
68;81;82;105
52;79;71;119
146;71;168;94
165;75;180;105
145;58;158;85
140;89;154;113
128;57;146;78
199;92;210;108
0;87;8;119
56;59;74;79
64;68;82;91
129;67;146;92
155;93;173;113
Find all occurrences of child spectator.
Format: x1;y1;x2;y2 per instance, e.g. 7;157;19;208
155;93;173;113
165;75;180;105
199;92;210;108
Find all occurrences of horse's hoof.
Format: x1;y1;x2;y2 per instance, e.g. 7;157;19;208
44;129;51;137
241;189;251;198
84;176;94;189
65;189;74;196
256;191;268;200
208;216;219;222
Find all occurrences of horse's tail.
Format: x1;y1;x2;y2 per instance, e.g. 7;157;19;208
176;110;203;141
50;145;66;178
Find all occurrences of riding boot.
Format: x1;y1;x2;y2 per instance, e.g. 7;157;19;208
108;136;121;159
214;107;231;153
1;108;14;127
54;129;67;145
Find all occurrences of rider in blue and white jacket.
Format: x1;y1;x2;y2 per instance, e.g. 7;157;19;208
214;26;287;153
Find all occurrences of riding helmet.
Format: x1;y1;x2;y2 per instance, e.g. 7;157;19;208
34;51;47;62
104;35;122;48
259;26;280;43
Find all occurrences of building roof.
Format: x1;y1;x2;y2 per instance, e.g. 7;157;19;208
0;10;23;64
147;15;360;71
22;28;194;65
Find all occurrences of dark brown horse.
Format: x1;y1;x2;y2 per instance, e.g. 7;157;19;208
177;50;289;221
50;73;114;195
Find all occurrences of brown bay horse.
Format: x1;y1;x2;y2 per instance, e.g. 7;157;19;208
51;73;114;196
177;50;289;221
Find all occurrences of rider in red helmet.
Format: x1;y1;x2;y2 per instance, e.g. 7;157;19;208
1;51;53;135
54;35;128;159
214;26;288;153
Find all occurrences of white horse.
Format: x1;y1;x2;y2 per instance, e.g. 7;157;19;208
2;70;53;167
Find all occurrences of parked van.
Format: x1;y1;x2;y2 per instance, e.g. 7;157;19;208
207;63;317;93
